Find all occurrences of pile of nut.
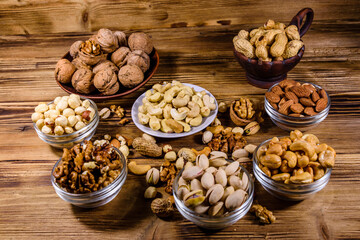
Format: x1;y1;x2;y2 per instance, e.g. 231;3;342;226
233;19;304;62
176;151;250;217
138;81;216;133
257;130;336;184
266;79;328;116
53;140;123;193
31;94;95;135
55;28;154;95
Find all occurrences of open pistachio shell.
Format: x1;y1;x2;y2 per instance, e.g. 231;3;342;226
225;161;240;176
196;154;210;169
228;175;242;190
208;201;225;217
210;151;228;159
221;186;235;202
241;171;249;191
182;166;204;180
177;185;190;201
210;158;228;167
206;184;224;205
225;189;247;210
190;178;203;191
194;203;210;214
184;190;205;208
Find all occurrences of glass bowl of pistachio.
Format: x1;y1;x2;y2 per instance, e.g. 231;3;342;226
32;94;99;149
173;152;254;229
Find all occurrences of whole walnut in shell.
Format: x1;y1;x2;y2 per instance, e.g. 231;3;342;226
72;58;91;70
93;60;119;74
113;31;127;47
118;65;144;88
95;28;119;53
71;68;95;94
55;59;76;84
69;40;84;58
128;32;154;55
94;68;119;95
78;40;107;66
111;47;130;67
127;50;150;73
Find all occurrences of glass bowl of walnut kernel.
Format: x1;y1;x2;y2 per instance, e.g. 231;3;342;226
253;131;334;201
51;140;127;208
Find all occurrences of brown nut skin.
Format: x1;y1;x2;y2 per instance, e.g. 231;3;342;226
95;28;119;53
70;40;84;58
71;68;95;94
128;32;154;55
118;65;144;88
93;60;119;74
94;68;119;95
55;59;76;84
127;50;150;73
111;47;131;67
113;31;127;47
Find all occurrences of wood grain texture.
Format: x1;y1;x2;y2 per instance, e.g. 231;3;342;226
1;0;360;239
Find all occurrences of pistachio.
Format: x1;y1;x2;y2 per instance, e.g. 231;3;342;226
228;175;242;190
225;189;247;210
184;161;194;169
175;157;185;170
182;166;204;180
244;121;260;135
146;168;160;185
99;107;111;119
236;157;252;163
201;172;215;190
244;144;257;154
206;184;224;205
206;166;217;174
241;171;249;191
225;161;240;176
196;154;209;169
178;176;187;186
232;149;249;161
221;186;235;201
194;203;210;214
190;178;203;191
202;131;213;144
144;186;157;199
209;158;228;167
176;185;190;200
210;151;228;159
215;168;227;187
208;201;225;216
184;190;205;207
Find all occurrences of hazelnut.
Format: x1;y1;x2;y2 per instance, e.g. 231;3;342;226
54;125;64;135
71;68;95;94
69;40;84;58
55;59;76;84
128;32;153;55
113;31;127;47
127;50;150;73
93;60;119;74
94;68;120;95
67;115;78;127
31;112;44;123
111;47;130;67
55;115;68;127
118;65;144;88
95;28;119;53
63;108;75;117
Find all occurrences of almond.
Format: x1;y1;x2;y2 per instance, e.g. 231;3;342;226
265;92;280;103
279;79;297;88
278;97;287;107
290;86;311;98
319;89;328;101
304;107;317;116
300;98;315;107
271;85;285;97
278;100;293;115
311;91;320;103
289;113;304;117
290;103;304;114
302;83;316;94
315;98;327;112
285;92;299;103
270;102;278;110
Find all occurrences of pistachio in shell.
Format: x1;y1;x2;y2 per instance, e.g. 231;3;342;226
225;189;247;210
128;32;154;55
176;185;190;201
184;190;205;208
55;59;76;84
225;161;240;176
182;166;204;181
190;178;203;192
215;168;227;187
93;60;119;74
71;68;95;94
221;186;235;202
206;184;224;205
200;172;214;190
127;50;150;73
118;65;144;88
70;40;84;58
111;47;131;67
113;31;127;47
228;175;242;190
194;203;210;214
196;154;209;169
208;201;225;217
93;68;119;95
95;28;119;53
146;168;160;185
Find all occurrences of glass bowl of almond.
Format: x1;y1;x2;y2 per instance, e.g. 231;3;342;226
264;79;330;131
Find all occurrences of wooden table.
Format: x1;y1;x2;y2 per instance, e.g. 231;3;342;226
0;1;359;239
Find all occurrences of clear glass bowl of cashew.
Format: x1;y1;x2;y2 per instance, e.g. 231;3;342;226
253;133;333;201
173;153;254;229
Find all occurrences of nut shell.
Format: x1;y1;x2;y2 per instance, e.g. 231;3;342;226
127;50;150;73
151;198;174;218
230;101;255;126
95;28;119;53
113;31;127;47
118;65;144;88
78;50;106;66
111;47;131;67
55;59;76;84
128;32;153;55
69;40;84;58
71;68;95;94
71;58;91;70
93;60;119;74
93;68;119;95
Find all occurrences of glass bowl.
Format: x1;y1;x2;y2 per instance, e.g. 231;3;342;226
173;163;254;229
51;146;127;208
253;138;332;201
33;97;99;149
265;81;330;131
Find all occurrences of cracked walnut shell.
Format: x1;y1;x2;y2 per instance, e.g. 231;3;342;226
78;40;106;66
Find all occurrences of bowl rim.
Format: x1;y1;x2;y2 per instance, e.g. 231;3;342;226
172;160;254;220
33;97;98;139
252;137;332;188
265;80;331;120
56;48;160;100
51;145;127;197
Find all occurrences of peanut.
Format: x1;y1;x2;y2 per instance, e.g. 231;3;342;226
270;33;287;57
234;38;255;58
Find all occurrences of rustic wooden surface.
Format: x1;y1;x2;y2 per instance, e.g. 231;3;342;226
0;0;360;239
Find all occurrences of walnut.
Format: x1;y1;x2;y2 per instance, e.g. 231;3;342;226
69;40;84;58
128;32;153;55
93;60;119;74
113;31;127;47
118;65;144;88
95;28;119;53
71;58;91;70
55;59;76;84
111;47;130;67
71;68;95;94
127;50;150;73
94;68;119;95
78;40;107;66
250;204;276;224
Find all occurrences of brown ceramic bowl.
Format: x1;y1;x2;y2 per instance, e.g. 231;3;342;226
229;101;255;126
56;48;159;100
233;8;314;89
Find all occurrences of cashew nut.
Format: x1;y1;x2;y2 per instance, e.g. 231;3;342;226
128;161;151;175
302;134;319;146
161;119;174;133
266;143;283;156
165;119;183;133
164;86;181;103
283;151;297;168
192;95;204;107
147;92;163;102
149;116;161;131
170;108;187;121
260;154;281;169
187;101;201;118
289;172;313;184
138;112;150;125
289;140;315;157
202;94;216;110
315;143;328;154
147;105;163;116
318;150;335;168
172;95;190;108
163;104;172;119
153;83;172;93
189;114;202;127
177;120;191;132
200;106;210;117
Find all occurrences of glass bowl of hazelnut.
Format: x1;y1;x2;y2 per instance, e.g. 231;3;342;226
32;94;99;149
252;131;334;201
51;140;127;208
